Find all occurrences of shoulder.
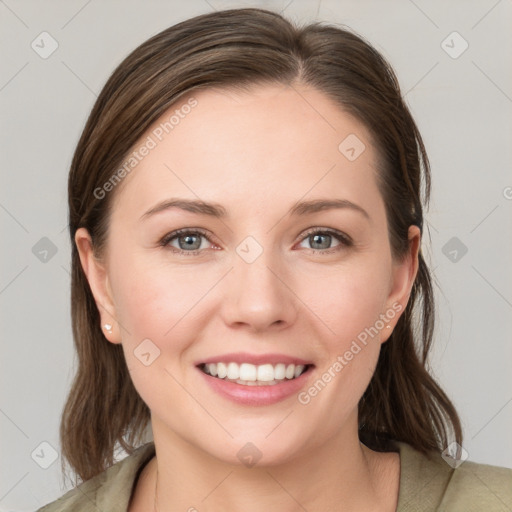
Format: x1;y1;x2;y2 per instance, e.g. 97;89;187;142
439;458;512;511
37;442;156;512
394;441;512;512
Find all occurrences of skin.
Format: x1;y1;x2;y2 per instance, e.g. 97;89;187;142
76;83;420;511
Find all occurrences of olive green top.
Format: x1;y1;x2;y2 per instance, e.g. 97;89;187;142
38;441;512;511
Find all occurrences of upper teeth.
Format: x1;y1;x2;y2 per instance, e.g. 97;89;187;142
203;362;306;382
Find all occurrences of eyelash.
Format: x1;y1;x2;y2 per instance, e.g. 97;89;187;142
159;227;353;256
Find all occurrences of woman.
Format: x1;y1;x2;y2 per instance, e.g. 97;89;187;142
39;7;512;512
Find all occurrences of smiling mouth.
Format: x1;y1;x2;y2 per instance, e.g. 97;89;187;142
199;362;312;386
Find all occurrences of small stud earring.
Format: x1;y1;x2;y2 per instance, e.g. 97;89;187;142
104;323;113;333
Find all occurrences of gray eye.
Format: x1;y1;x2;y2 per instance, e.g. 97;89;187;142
309;233;333;250
297;230;345;252
176;234;203;250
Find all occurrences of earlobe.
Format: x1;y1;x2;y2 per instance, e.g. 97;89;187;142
381;225;421;342
74;228;122;344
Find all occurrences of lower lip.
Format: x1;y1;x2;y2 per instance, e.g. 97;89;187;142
197;366;313;406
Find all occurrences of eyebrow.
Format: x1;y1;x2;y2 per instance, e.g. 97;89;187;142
140;198;370;221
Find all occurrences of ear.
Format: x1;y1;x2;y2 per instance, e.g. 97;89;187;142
381;225;421;343
74;227;122;344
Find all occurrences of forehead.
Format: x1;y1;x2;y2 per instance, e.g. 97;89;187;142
110;83;382;220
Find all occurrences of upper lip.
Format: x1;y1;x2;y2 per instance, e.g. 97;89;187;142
197;352;314;366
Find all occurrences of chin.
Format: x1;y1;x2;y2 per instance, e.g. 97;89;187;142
200;427;313;469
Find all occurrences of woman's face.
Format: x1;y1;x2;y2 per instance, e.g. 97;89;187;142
77;83;419;466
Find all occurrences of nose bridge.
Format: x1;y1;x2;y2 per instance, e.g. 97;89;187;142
221;235;297;330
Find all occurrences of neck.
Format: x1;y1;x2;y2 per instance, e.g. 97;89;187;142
146;417;399;512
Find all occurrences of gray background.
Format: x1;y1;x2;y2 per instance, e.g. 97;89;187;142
1;0;511;510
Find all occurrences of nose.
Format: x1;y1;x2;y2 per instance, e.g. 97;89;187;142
220;247;299;333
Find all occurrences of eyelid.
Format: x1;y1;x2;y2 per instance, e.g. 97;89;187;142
159;226;353;255
297;227;353;247
159;227;218;252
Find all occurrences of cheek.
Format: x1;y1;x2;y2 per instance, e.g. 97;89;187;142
295;257;391;406
108;253;227;385
108;256;205;405
110;252;206;338
301;257;391;345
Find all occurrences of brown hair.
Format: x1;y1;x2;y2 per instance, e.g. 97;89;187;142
62;7;462;485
